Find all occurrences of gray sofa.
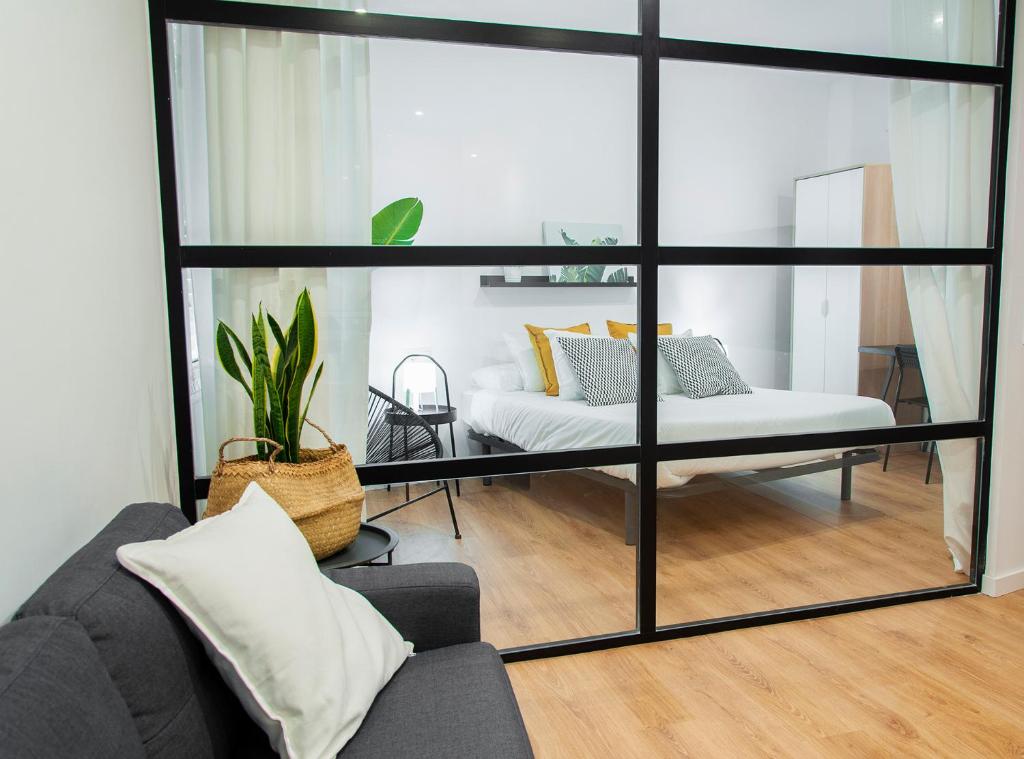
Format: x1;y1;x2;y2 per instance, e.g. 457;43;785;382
0;502;534;758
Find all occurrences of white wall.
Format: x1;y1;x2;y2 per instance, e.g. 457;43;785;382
983;8;1024;596
0;2;175;619
368;38;639;246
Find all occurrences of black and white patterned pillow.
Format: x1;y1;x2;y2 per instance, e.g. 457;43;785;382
657;335;752;399
556;335;640;406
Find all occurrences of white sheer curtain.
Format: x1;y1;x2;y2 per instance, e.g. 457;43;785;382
173;3;372;476
889;0;994;572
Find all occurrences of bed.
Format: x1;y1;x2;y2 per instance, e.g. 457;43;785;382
463;387;896;543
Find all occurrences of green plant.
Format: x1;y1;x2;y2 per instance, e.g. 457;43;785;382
558;264;608;283
215;289;323;463
372;197;424;245
557;264;630;284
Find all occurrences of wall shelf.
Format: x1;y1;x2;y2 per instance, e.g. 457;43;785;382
479;275;636;288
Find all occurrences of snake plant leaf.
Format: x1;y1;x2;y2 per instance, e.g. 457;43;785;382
252;308;287;461
275;312;300;401
372;197;423;245
250;314;268;460
218;322;253;376
300;361;324;431
267;311;288;374
286;290;318;459
215;323;253;401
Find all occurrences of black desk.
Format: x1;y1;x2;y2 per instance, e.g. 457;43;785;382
317;523;398;570
858;344;914;406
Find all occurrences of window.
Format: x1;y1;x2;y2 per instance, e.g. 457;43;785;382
150;0;1012;661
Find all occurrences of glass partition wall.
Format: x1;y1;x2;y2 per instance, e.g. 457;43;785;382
150;0;1015;661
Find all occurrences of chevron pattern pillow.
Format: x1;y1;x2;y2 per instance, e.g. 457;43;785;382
657;335;752;399
555;334;641;406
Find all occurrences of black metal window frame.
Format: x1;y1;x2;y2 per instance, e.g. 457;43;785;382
148;0;1017;662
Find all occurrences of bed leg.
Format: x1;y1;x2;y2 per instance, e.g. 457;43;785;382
624;492;638;546
481;443;492;486
840;452;853;501
509;473;531;490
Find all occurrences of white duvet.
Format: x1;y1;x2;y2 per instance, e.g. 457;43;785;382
464;388;896;489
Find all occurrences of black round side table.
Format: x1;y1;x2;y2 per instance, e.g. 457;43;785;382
317;524;399;570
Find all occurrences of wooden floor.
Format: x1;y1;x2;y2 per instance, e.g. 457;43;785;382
366;448;961;650
506;591;1024;757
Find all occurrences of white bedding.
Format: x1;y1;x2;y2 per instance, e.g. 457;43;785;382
464;388;896;489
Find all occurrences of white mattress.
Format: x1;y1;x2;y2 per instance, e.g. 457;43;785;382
464;388;896;489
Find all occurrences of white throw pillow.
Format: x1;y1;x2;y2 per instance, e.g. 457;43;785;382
116;483;412;759
502;331;545;392
628;329;692;395
545;329;603;401
470;362;524;392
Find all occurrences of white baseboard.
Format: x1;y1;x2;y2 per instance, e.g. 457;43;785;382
982;567;1024;596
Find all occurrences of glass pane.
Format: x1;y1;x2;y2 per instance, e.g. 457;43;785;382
659;61;995;247
186;265;640;477
656;437;977;627
654;265;985;444
169;24;638;245
368;470;637;649
662;0;998;66
218;0;638;33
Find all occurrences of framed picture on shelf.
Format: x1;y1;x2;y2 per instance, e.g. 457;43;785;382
541;221;633;284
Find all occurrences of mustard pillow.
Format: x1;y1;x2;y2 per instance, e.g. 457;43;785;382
607;320;673;340
524;323;591;395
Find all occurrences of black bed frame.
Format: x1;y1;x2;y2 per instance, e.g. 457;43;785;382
467;428;880;545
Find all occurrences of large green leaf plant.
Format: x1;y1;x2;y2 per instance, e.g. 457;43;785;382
215;289;323;463
372;197;424;245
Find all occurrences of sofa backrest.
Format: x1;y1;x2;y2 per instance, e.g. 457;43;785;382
0;615;146;758
12;502;259;758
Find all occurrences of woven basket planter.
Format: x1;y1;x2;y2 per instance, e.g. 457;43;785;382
205;421;364;559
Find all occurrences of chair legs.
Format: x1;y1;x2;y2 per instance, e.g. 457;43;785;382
925;441;936;485
443;481;461;539
883;367;906;473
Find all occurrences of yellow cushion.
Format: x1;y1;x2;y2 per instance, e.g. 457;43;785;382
524;323;591;396
606;320;673;340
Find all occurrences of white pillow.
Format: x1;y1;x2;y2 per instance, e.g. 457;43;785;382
502;331;544;392
470;363;524;392
628;329;693;395
116;483;412;759
545;329;603;401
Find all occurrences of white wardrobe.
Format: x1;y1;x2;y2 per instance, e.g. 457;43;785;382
790;165;900;395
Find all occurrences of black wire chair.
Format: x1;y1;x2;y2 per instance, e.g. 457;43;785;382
366;385;461;538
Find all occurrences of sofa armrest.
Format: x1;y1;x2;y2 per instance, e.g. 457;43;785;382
323;562;480;651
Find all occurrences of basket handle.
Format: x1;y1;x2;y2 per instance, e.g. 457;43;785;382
304;419;341;450
217;437;284;470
